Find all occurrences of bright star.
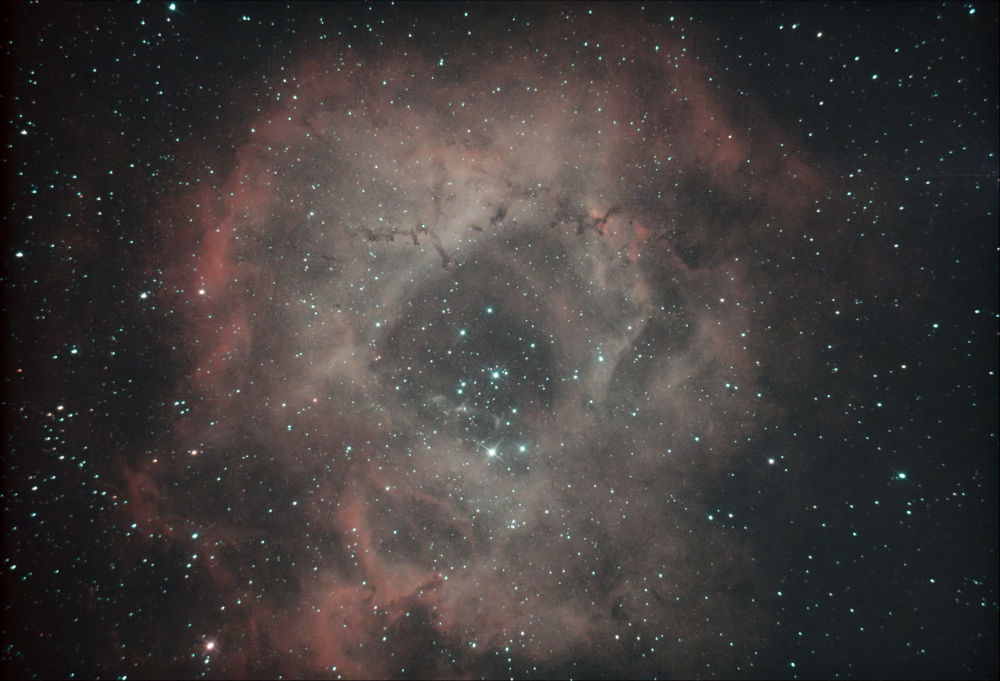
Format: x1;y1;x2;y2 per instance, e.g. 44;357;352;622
478;440;505;462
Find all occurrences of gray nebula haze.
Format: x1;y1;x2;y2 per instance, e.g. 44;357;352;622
129;8;874;679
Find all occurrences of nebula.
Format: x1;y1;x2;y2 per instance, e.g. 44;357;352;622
117;7;879;679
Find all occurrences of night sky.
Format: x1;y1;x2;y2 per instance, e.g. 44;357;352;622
2;2;997;679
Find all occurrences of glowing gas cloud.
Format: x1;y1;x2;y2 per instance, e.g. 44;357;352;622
131;8;850;679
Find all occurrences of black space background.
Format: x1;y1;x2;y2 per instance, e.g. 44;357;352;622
2;2;997;679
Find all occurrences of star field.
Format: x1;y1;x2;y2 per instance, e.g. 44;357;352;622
2;2;997;680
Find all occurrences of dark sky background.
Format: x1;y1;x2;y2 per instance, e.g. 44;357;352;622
2;2;997;679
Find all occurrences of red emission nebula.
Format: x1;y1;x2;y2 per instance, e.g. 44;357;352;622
124;9;857;680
